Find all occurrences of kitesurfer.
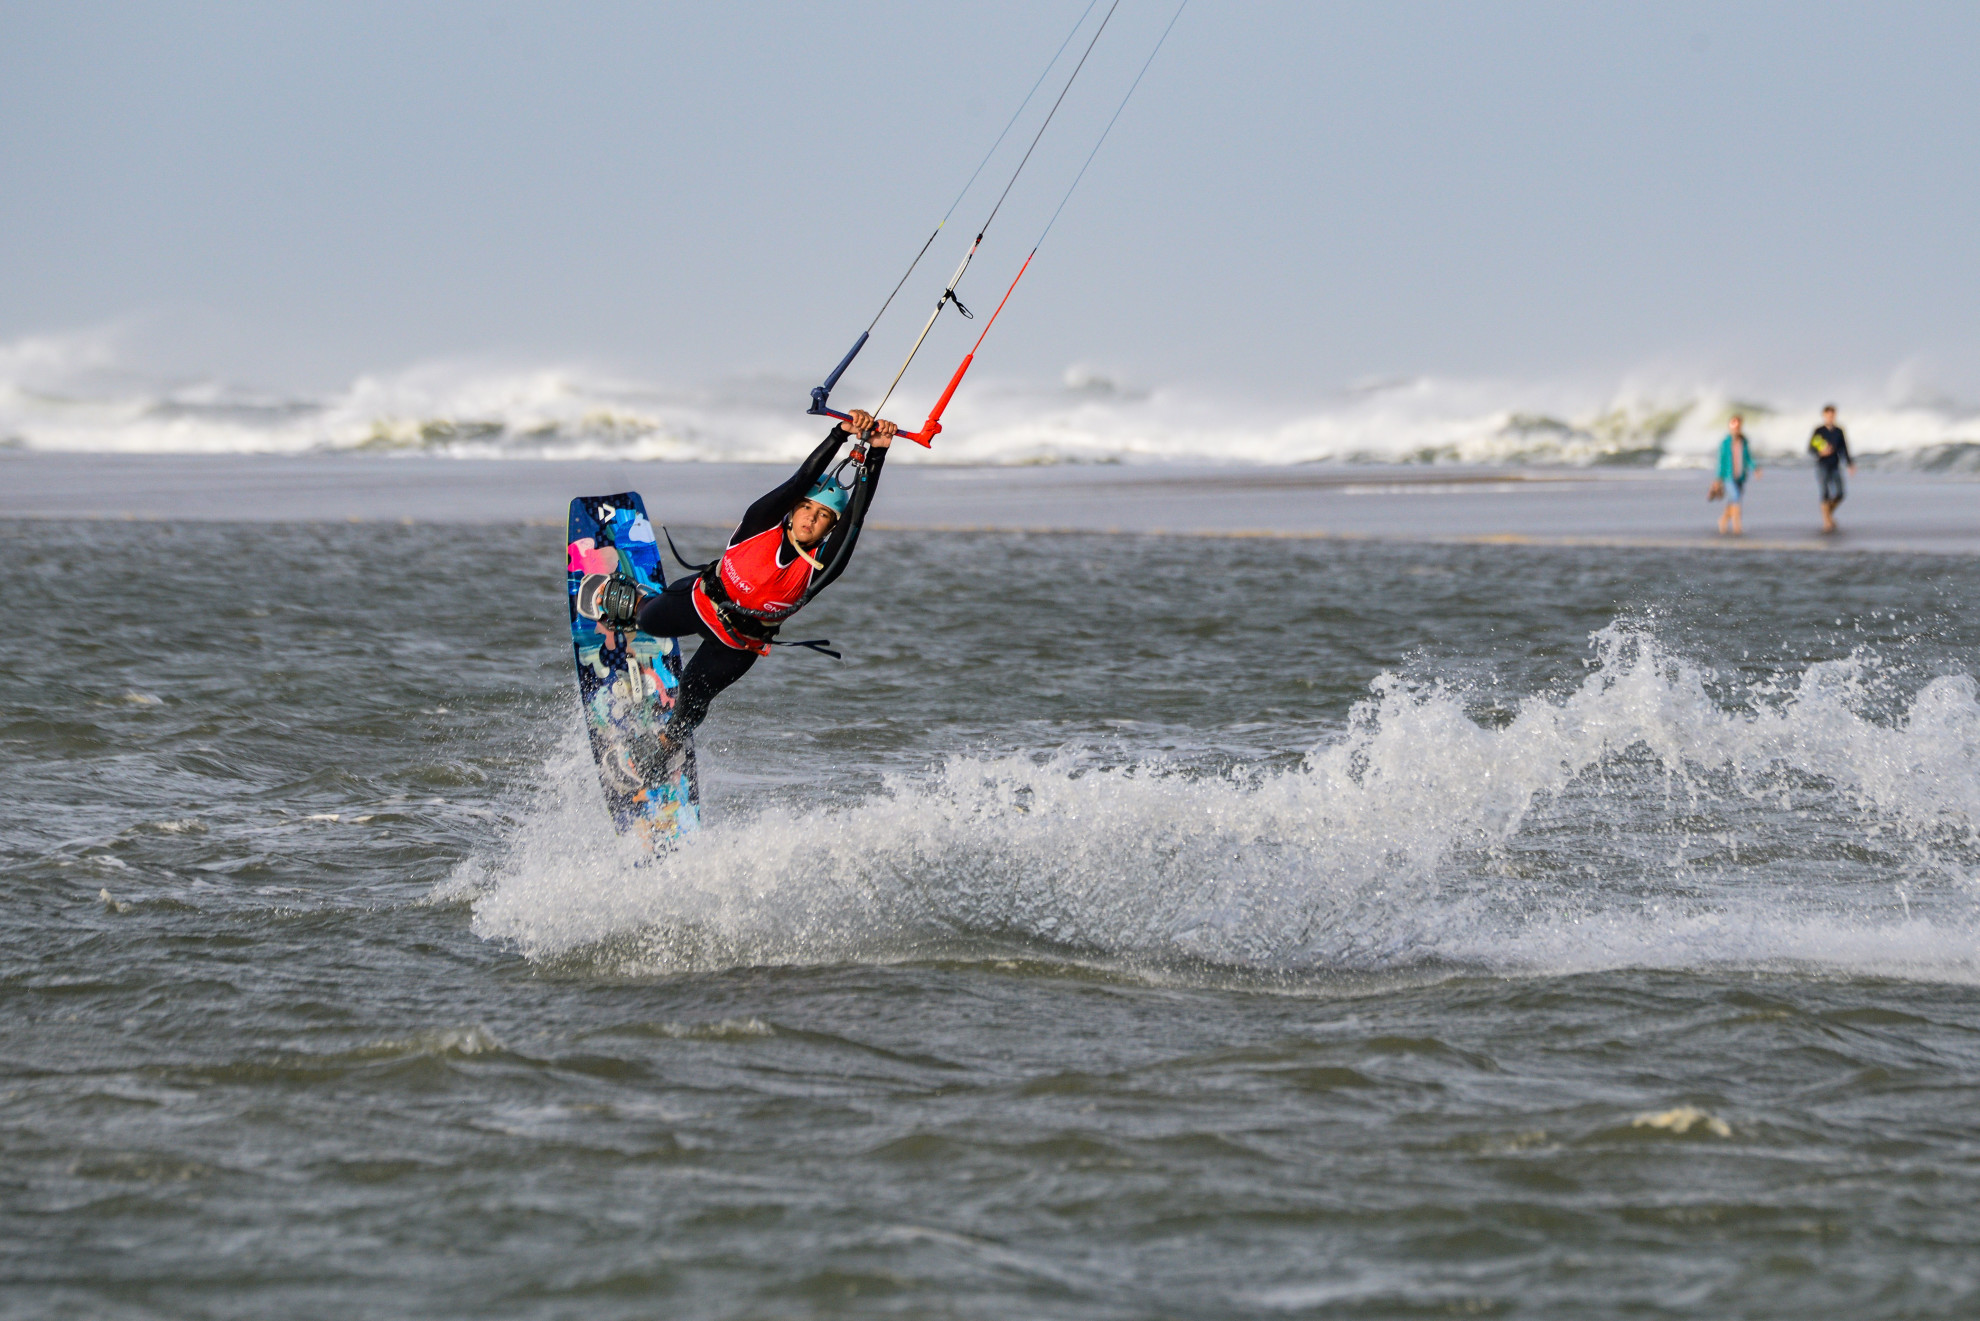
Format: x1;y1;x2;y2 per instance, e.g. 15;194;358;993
576;410;897;744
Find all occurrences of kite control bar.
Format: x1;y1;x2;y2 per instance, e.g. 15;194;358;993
806;351;957;447
808;272;979;447
806;328;947;448
806;246;1034;449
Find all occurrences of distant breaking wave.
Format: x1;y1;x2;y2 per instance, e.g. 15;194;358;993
5;331;1979;470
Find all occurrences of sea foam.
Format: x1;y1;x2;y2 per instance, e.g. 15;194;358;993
6;331;1979;470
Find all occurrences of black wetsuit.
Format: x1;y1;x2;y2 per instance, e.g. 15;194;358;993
634;423;887;737
1811;423;1851;504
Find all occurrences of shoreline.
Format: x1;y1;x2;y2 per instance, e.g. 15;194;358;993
4;450;1975;555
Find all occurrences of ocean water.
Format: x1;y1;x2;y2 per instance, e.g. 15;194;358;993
7;332;1980;470
5;515;1980;1318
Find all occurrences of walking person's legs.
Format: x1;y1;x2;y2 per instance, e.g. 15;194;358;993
1818;467;1845;533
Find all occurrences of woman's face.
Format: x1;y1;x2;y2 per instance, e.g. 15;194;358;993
789;500;839;549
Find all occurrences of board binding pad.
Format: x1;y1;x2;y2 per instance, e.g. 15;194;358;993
567;493;700;847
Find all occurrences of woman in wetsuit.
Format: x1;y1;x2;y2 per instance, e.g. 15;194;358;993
577;409;897;744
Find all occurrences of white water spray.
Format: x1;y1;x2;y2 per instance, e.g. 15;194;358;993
456;625;1980;982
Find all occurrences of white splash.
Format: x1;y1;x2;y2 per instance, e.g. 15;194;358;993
459;626;1980;983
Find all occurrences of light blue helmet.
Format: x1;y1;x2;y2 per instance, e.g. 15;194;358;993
802;475;851;518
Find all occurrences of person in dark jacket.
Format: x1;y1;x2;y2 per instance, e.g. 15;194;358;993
1809;404;1855;534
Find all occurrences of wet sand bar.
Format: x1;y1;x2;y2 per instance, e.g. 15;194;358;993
3;452;1974;554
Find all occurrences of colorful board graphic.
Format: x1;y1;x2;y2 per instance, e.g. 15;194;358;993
566;492;700;847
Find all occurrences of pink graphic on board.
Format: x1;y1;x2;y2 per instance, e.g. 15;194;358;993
567;538;620;575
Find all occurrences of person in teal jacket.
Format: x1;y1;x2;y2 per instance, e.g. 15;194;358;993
1716;414;1761;536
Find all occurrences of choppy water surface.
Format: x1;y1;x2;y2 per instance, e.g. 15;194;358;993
4;518;1979;1318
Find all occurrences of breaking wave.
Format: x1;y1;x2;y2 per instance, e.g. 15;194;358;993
7;330;1980;469
456;625;1980;984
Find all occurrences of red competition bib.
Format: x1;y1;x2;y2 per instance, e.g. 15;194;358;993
691;526;816;654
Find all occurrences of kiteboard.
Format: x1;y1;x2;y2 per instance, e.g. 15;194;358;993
566;492;700;847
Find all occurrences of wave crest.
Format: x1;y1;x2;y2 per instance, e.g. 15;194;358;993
7;333;1980;468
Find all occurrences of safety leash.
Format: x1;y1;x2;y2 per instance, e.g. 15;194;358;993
661;526;714;574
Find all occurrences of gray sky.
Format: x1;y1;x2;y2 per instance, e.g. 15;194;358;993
3;1;1976;399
